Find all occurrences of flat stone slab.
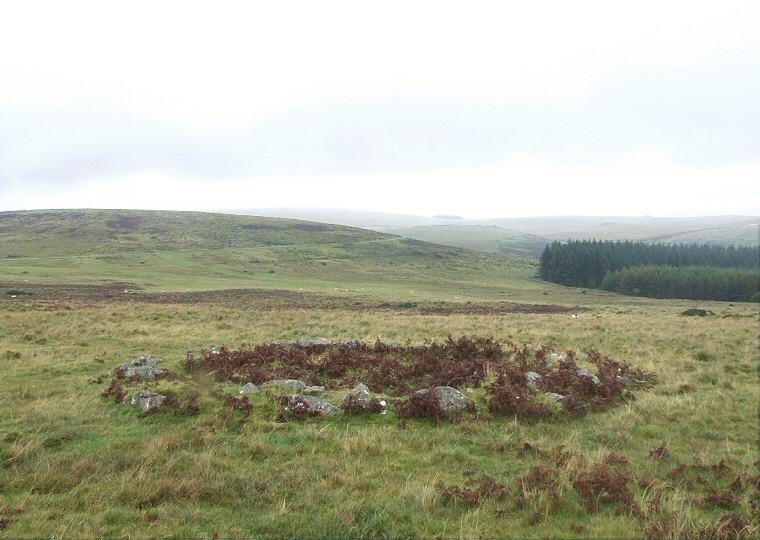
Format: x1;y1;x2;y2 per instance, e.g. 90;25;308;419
336;339;362;348
296;338;330;347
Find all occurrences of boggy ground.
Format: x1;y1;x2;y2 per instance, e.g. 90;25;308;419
1;281;583;314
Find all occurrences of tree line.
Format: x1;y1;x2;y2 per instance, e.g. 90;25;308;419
539;239;759;302
600;265;759;302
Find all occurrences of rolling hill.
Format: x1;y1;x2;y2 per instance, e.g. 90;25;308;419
0;209;542;304
0;209;393;258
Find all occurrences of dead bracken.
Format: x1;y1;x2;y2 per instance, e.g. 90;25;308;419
181;335;655;423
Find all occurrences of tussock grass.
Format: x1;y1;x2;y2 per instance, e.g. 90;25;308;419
1;298;755;538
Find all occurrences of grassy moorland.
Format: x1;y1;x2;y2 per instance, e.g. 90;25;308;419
0;210;757;538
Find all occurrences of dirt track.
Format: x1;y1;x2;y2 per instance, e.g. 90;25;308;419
0;281;585;314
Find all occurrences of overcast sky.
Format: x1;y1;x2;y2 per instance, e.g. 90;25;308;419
1;1;758;218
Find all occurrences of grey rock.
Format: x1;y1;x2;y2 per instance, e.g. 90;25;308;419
239;382;260;394
617;375;631;387
337;339;362;349
131;390;166;411
296;337;330;347
526;371;543;388
544;392;567;407
340;383;371;402
353;397;388;413
211;345;223;355
577;367;600;385
184;354;202;371
120;355;166;380
417;386;470;413
288;395;342;416
204;370;219;380
353;383;370;394
261;379;306;391
303;385;325;395
270;340;294;348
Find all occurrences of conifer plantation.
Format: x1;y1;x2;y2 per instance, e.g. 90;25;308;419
539;240;759;302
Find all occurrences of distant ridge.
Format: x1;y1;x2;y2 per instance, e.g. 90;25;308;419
233;209;759;251
231;208;438;228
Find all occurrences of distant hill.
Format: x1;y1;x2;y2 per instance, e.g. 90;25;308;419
375;224;550;258
0;209;394;258
235;209;759;255
478;215;760;246
231;208;450;228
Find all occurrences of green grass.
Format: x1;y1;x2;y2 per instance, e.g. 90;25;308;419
0;209;757;538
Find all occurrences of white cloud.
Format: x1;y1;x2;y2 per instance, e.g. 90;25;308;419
1;1;759;216
5;158;757;219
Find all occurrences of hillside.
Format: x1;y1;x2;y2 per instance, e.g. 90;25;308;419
0;209;542;304
0;209;393;258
